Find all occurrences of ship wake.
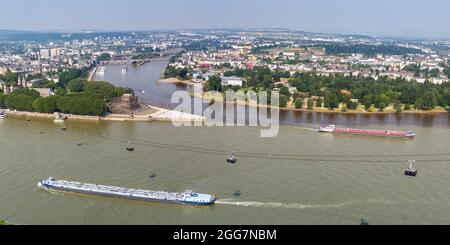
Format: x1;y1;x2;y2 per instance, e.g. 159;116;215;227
216;198;394;210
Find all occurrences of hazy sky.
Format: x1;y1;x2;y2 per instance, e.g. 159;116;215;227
1;0;449;38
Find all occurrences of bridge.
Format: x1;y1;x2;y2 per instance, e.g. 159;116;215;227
100;48;184;65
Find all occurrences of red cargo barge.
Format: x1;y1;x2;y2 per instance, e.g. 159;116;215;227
318;125;416;138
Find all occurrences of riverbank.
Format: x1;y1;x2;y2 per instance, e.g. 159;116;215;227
87;65;98;81
191;92;449;115
157;77;199;87
3;106;206;123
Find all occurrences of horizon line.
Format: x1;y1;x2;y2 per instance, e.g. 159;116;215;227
0;28;449;41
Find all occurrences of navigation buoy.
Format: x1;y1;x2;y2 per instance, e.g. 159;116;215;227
227;152;237;164
405;160;418;177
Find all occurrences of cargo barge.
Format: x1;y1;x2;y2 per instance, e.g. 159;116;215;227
318;125;415;138
38;177;216;206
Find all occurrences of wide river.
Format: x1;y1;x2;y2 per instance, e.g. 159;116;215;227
1;60;450;225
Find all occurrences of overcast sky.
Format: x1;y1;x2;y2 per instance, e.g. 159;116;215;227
1;0;449;38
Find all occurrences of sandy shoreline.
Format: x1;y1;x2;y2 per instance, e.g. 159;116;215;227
157;77;200;87
3;106;206;123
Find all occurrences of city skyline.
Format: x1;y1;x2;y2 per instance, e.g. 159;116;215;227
1;0;450;39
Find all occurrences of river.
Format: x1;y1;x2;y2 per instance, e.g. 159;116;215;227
1;60;450;225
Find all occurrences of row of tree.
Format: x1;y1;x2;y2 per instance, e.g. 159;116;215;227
313;44;422;57
1;68;131;115
202;66;450;112
163;66;190;80
0;88;110;116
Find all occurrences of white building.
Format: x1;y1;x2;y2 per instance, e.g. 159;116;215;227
221;76;243;87
32;88;54;97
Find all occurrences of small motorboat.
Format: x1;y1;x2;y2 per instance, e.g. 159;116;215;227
405;160;418;177
126;141;135;152
54;113;65;124
227;152;237;164
0;111;7;119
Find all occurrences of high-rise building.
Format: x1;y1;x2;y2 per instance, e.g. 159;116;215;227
40;49;50;59
50;48;59;58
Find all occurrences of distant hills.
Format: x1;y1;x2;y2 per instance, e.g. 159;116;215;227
0;28;445;42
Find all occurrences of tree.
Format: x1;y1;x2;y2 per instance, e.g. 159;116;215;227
6;94;34;111
307;98;314;110
55;87;67;96
2;71;19;84
378;103;386;112
346;100;358;110
58;68;86;85
394;101;403;114
379;94;390;107
57;95;107;116
404;104;411;111
11;88;40;100
279;95;288;108
32;96;59;113
67;79;86;93
294;98;303;109
316;97;323;108
324;92;339;110
414;98;424;110
421;92;437;110
362;95;372;110
84;81;128;101
278;85;291;98
0;94;7;109
204;76;223;92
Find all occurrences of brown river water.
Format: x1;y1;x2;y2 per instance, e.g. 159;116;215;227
0;61;449;225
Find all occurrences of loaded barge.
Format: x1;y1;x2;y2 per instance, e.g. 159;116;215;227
38;177;216;206
318;125;416;138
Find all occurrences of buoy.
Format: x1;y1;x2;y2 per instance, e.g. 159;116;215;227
405;160;418;177
227;152;237;164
